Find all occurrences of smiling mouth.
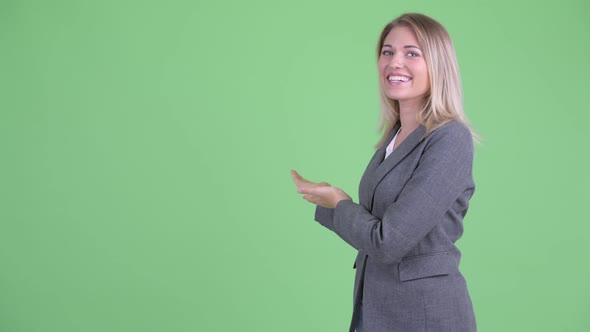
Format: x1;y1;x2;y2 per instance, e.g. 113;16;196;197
387;75;411;83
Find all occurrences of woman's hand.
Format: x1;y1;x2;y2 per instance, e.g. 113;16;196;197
291;169;352;208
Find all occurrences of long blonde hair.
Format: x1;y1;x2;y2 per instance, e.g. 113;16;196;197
375;13;476;148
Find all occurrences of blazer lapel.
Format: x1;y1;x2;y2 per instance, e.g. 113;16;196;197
376;125;425;176
359;124;398;210
360;125;426;212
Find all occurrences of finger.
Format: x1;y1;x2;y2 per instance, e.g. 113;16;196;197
291;169;307;186
292;170;324;189
298;185;321;195
303;194;316;204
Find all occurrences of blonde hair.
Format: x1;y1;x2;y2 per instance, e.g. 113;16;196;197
375;13;477;147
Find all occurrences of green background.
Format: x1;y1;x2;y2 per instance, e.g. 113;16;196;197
1;0;589;331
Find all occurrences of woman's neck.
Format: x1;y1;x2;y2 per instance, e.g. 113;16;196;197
398;106;420;134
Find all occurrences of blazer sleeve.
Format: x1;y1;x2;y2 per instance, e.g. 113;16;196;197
315;205;336;231
329;124;474;264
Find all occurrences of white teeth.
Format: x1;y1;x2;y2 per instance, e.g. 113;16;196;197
388;75;410;82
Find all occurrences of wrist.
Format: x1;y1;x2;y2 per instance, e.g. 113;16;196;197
336;197;352;207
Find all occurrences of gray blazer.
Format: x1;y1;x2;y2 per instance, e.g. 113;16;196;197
315;120;477;332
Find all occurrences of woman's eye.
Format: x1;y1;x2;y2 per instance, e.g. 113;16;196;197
407;52;419;57
382;50;392;56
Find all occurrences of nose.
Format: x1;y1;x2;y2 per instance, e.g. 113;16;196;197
389;53;404;68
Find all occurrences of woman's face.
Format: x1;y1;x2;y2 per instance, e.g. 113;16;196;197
378;26;430;109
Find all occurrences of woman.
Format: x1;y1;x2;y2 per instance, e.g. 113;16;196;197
291;13;477;332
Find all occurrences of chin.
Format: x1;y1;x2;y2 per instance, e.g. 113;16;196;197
383;92;405;100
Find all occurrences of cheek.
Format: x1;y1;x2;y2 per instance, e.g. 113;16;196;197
417;67;429;85
378;60;388;73
423;71;431;87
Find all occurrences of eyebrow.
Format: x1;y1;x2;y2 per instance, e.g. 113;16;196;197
382;44;421;50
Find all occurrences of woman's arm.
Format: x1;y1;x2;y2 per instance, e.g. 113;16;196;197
329;124;474;264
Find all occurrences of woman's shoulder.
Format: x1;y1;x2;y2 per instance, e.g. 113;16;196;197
428;119;472;140
424;119;474;150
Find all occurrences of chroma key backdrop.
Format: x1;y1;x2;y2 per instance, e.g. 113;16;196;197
1;0;589;331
